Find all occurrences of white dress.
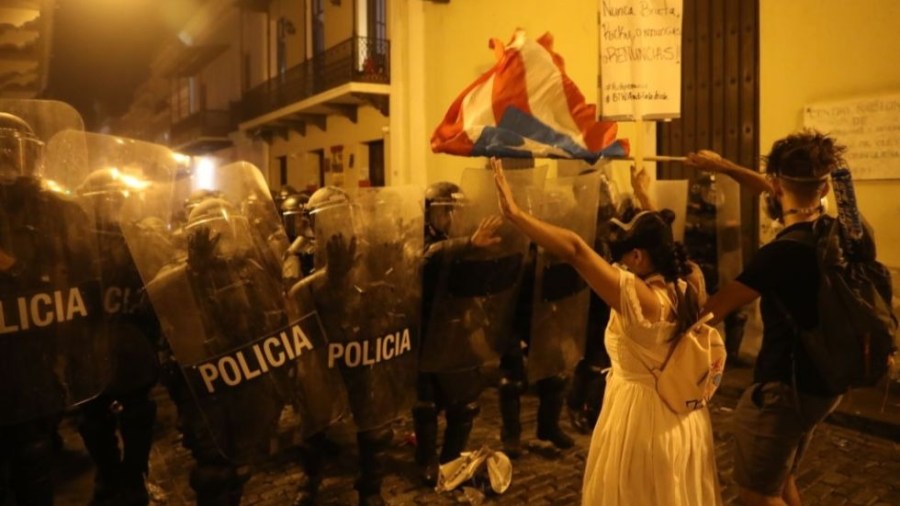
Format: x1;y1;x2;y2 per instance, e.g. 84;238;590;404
581;269;722;506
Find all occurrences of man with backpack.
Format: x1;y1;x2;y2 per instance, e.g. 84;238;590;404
687;130;897;506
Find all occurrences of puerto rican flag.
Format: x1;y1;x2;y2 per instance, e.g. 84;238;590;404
431;30;629;162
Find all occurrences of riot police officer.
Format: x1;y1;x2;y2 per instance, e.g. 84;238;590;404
145;196;287;506
497;169;606;456
75;168;162;506
280;193;314;288
272;184;298;211
497;254;576;458
0;108;108;505
413;182;501;485
566;170;619;432
289;185;422;506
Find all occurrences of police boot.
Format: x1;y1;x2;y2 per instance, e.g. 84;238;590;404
78;399;123;505
412;402;439;487
10;421;55;506
190;463;245;506
441;402;479;464
498;379;523;459
118;395;157;506
536;375;574;450
293;432;326;506
355;427;392;506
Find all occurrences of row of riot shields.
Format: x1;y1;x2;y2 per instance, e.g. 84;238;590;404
417;167;603;383
121;160;348;461
0;98;624;462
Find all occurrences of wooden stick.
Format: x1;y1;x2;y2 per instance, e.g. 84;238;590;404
619;155;687;162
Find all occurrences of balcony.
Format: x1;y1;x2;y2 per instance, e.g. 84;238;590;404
238;36;390;134
169;109;234;154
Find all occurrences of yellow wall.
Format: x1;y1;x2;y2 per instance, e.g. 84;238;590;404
324;0;354;49
270;0;307;69
761;0;900;268
391;0;647;189
266;105;389;192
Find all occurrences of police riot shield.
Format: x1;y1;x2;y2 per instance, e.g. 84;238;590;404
44;131;177;396
121;161;344;460
526;170;601;382
685;173;724;291
715;175;743;287
289;185;422;431
0;100;110;425
419;166;545;373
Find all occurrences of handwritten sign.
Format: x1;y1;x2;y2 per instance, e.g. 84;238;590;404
803;94;900;180
598;0;683;120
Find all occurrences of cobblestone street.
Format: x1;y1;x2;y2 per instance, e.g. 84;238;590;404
45;380;900;506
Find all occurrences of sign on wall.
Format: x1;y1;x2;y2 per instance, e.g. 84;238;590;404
598;0;684;120
803;93;900;181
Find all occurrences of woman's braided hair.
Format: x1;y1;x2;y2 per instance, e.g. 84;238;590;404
609;209;700;341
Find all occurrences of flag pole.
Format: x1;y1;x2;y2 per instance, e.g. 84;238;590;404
622;155;687;162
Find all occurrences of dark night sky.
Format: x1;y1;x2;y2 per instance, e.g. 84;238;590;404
45;0;199;129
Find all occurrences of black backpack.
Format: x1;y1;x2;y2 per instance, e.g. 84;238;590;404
778;215;897;395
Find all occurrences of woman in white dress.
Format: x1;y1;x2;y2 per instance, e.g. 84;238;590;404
490;159;722;506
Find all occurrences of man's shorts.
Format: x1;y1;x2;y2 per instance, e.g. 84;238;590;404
733;381;842;496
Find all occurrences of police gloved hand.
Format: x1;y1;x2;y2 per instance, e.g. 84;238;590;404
187;226;221;267
470;215;503;249
326;233;357;281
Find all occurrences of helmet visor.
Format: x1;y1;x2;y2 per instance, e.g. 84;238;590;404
0;135;43;181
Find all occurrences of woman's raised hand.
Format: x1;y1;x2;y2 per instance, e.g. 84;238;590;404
490;157;521;220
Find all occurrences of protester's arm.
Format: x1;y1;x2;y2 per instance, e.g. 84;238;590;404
685;150;774;196
491;157;661;320
631;165;654;211
702;281;759;326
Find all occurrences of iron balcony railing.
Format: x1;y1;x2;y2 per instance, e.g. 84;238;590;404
169;108;234;149
239;36;390;123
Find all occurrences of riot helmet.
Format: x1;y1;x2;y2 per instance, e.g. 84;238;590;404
184;197;253;260
272;184;298;211
77;168;147;232
0;112;43;182
307;186;356;271
183;188;224;217
424;181;465;237
280;193;310;242
307;185;351;228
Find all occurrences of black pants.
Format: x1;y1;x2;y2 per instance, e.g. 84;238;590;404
161;361;276;506
0;417;55;506
299;425;394;500
78;384;158;499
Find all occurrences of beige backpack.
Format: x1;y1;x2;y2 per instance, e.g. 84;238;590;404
645;313;727;414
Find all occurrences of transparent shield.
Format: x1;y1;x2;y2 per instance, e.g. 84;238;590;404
290;186;423;430
0;100;110;425
121;159;340;459
527;170;600;382
419;167;546;372
45;133;179;395
715;176;743;285
654;180;689;242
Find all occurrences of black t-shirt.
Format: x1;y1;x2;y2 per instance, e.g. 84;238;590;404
736;221;831;396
